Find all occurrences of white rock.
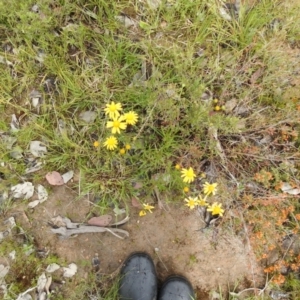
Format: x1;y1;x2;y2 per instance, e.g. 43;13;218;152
281;182;300;195
0;265;9;278
63;263;77;278
62;170;74;184
28;200;40;209
37;184;48;202
79;111;97;123
11;182;34;199
30;141;47;157
46;263;61;273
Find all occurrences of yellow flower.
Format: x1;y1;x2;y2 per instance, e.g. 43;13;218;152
197;196;208;206
181;167;196;183
125;144;131;150
104;101;122;119
139;210;146;216
93;141;100;148
183;186;189;193
175;164;181;170
203;182;218;196
143;203;155;213
215;105;221;111
119;148;126;155
106;116;127;134
184;197;198;209
207;202;224;217
104;136;118;150
123;111;138;125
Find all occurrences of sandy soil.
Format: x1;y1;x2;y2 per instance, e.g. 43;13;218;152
11;185;264;299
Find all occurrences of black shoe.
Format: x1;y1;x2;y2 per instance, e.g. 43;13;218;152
119;252;157;300
158;275;194;300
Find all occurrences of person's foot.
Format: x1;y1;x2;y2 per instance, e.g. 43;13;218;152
119;252;157;300
158;275;194;300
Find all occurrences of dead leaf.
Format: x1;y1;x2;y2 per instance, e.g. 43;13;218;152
87;215;112;227
250;68;264;84
29;90;42;108
37;273;47;294
208;126;226;163
45;171;64;186
11;182;34;199
44;276;52;295
92;254;100;272
51;216;129;239
10;114;19;132
51;225;129;239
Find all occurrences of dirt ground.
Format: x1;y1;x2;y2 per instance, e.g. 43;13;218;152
10;185;264;299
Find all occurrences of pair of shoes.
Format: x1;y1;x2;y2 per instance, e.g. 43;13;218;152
119;252;194;300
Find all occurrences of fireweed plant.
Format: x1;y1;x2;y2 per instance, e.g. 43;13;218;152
179;167;224;217
102;102;138;151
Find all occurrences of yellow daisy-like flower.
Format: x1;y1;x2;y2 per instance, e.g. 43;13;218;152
123;111;138;125
143;203;155;213
203;182;218;196
183;186;189;193
125;144;131;150
119;148;126;155
184;197;198;210
139;210;146;216
106;116;127;134
104;101;122;119
207;202;224;217
104;136;118;150
197;196;208;207
93;141;100;148
181;167;196;183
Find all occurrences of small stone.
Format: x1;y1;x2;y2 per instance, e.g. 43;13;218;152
87;215;112;227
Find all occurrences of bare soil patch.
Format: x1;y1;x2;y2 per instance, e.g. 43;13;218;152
9;186;264;299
